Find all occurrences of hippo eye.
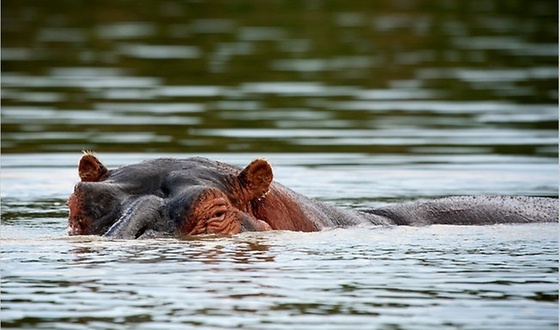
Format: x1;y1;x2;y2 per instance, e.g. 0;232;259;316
211;208;227;219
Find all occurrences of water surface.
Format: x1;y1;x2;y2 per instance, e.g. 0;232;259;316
1;153;558;329
2;0;557;155
1;1;558;329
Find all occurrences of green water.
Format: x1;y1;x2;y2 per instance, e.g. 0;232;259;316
1;1;558;329
2;0;557;155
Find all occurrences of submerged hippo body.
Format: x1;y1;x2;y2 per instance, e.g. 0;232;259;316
67;154;558;239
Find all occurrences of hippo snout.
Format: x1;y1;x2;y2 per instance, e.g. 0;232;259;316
67;182;124;235
103;195;168;239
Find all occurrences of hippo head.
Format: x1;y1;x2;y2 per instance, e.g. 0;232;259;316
67;153;273;238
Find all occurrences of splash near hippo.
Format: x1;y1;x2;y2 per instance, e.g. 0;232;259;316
67;153;558;239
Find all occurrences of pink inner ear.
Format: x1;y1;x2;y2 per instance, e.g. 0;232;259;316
78;154;108;182
239;159;273;200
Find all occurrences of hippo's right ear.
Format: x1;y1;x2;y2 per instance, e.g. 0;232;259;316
238;159;273;200
78;153;108;182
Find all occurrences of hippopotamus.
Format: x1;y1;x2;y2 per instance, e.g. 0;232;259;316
67;153;558;239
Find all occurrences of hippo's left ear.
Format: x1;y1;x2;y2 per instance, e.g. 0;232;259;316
238;159;273;200
78;153;108;182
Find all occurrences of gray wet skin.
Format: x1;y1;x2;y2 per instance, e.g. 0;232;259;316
67;154;559;239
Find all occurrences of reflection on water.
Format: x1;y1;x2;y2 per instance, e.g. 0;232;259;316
1;153;558;329
2;0;558;155
1;1;558;329
2;222;558;330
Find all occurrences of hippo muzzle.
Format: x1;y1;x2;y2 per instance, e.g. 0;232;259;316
103;195;168;239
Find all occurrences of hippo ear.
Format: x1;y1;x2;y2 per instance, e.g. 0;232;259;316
238;159;273;200
78;153;108;182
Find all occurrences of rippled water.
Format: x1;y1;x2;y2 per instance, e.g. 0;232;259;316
2;153;558;329
2;0;558;154
1;1;558;329
2;224;558;330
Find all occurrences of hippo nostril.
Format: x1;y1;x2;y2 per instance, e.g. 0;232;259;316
135;226;147;239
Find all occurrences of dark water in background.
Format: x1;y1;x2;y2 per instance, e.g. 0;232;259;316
1;1;559;329
2;0;558;154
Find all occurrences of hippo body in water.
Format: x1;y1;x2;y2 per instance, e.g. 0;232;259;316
67;154;558;239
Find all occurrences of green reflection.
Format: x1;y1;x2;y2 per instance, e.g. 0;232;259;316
1;0;557;155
